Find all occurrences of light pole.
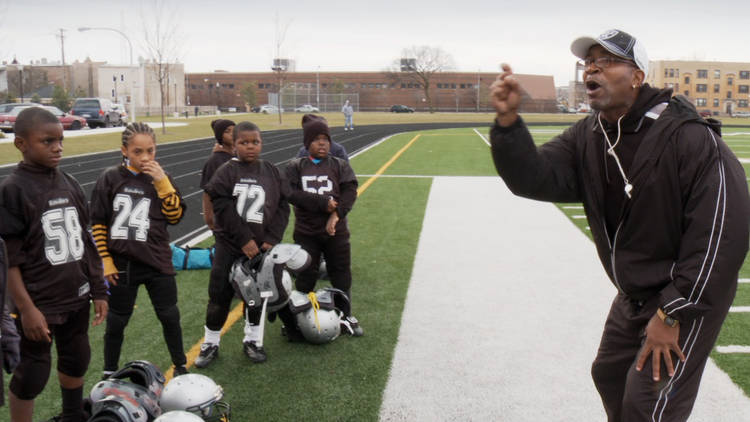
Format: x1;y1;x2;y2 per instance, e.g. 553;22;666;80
316;66;320;108
79;26;136;122
18;65;24;102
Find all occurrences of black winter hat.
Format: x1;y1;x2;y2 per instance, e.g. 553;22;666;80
211;119;236;143
302;114;330;149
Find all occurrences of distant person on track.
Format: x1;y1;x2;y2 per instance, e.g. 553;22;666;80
296;115;349;162
90;122;189;379
285;114;363;338
488;29;749;421
0;107;108;422
342;99;354;131
201;119;236;231
198;121;290;366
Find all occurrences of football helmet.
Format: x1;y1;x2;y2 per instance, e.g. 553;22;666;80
290;289;342;344
159;373;231;421
90;379;161;421
108;360;166;398
154;411;205;422
89;394;149;422
230;244;310;314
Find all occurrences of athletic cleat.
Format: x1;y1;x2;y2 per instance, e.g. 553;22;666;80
341;315;364;337
243;341;267;363
173;365;189;376
194;342;219;368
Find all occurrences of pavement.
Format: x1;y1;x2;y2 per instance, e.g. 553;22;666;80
379;176;750;421
0;121;188;143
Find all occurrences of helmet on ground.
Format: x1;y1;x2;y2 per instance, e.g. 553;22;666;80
266;243;311;272
89;394;149;422
108;360;166;398
90;379;161;421
292;289;342;344
160;373;231;421
154;411;205;422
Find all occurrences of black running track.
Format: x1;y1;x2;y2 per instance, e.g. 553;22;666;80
0;122;487;244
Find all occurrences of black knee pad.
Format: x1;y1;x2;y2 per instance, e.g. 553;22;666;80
57;335;91;377
9;356;52;400
206;302;230;331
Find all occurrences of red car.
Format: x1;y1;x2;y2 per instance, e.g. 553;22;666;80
45;106;87;130
0;105;87;132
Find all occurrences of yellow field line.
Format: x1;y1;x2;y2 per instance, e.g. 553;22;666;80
166;133;422;382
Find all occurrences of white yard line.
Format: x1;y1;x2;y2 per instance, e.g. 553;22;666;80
380;176;750;421
473;128;490;147
729;306;750;313
716;345;750;354
572;214;587;219
739;278;750;283
563;205;584;209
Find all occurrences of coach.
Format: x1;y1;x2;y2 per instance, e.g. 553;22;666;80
488;29;749;421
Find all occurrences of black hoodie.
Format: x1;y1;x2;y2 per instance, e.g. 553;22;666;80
490;87;750;323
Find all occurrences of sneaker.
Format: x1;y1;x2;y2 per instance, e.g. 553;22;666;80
243;341;267;363
194;342;219;368
173;365;189;376
341;315;364;337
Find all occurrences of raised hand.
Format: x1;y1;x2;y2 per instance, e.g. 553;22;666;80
490;63;523;126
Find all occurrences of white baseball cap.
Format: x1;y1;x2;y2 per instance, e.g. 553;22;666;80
571;29;648;75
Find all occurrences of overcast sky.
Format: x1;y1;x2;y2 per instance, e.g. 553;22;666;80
2;0;749;87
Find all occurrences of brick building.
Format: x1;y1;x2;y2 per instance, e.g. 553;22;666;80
647;60;750;116
186;71;557;113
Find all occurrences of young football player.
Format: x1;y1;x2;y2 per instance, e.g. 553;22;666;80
89;122;188;378
198;121;290;366
0;107;108;422
201;119;235;231
285;114;363;337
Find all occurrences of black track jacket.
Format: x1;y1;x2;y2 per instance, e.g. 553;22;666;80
490;90;750;323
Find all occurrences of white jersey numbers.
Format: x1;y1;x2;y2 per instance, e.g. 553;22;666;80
111;194;151;241
233;183;266;224
301;175;333;195
42;206;85;265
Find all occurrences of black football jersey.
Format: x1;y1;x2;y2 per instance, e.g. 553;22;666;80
90;166;185;275
205;158;290;254
286;156;358;235
0;162;106;315
200;150;233;190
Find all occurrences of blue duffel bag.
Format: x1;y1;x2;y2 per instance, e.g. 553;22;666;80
171;244;215;271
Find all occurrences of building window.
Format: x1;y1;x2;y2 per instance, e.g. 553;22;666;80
684;76;690;84
739;99;749;107
728;78;733;85
697;69;707;78
740;71;750;79
669;69;674;77
460;84;466;89
664;69;668;77
727;92;732;99
713;98;719;107
696;98;707;106
739;85;749;93
714;84;720;93
437;83;443;88
714;70;721;79
121;74;125;81
229;84;234;89
684;90;689;96
696;84;707;92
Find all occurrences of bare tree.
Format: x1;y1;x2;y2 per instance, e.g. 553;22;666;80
388;46;455;113
140;0;183;133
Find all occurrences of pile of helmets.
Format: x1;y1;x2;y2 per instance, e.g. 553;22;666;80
87;360;230;421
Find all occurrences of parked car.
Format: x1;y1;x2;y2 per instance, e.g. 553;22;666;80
44;106;87;130
0;102;40;113
110;103;128;126
732;111;750;117
294;104;320;113
0;106;32;132
698;110;712;118
390;104;415;113
259;104;284;114
250;105;260;113
70;98;121;128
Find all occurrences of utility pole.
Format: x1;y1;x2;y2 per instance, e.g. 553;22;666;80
57;28;67;92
